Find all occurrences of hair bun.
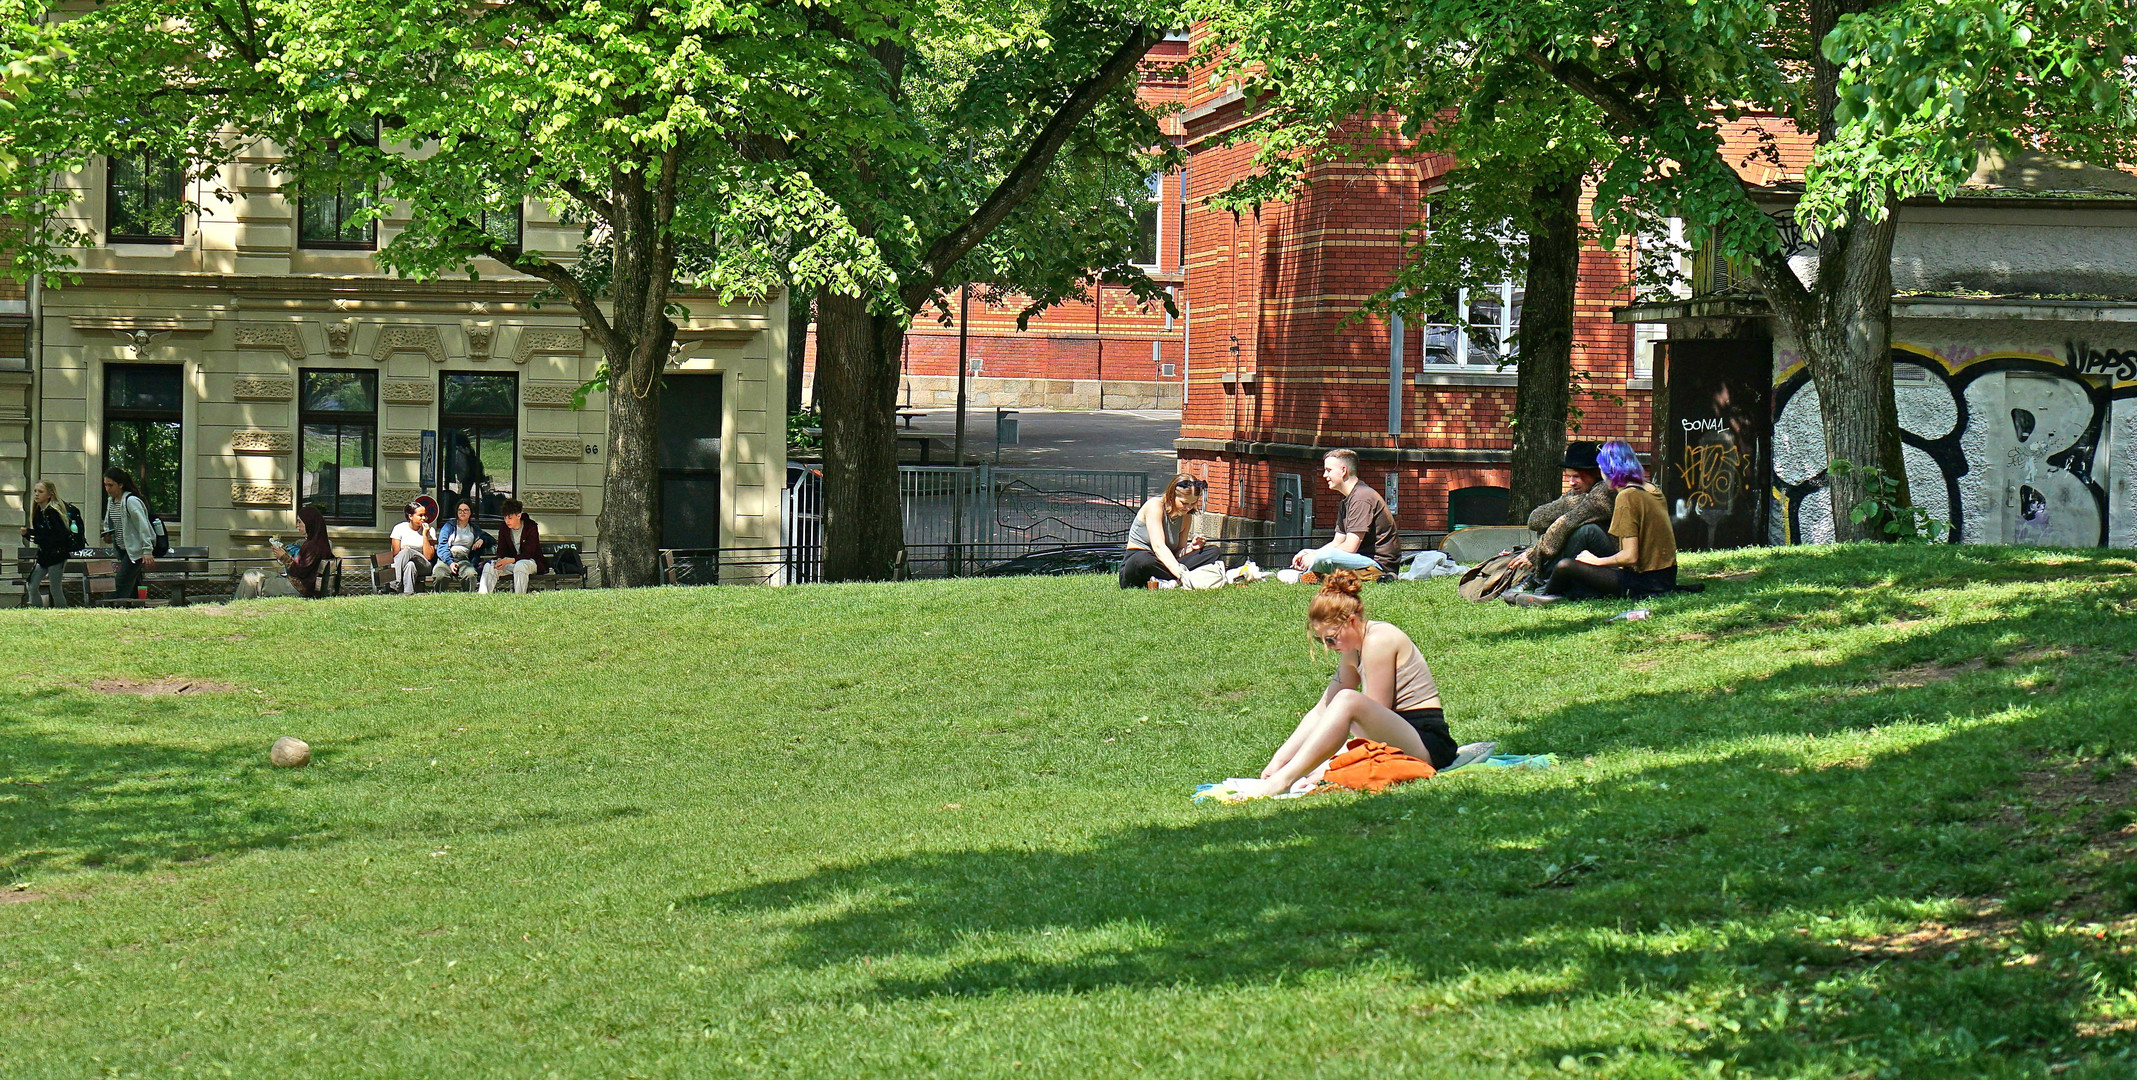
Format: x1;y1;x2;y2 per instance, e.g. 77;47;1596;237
1320;569;1365;597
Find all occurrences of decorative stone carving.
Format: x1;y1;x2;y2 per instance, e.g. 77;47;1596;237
380;486;422;509
514;329;585;366
325;320;353;357
523;438;585;460
235;323;305;361
230;482;294;507
464;320;495;362
115;329;173;359
518;488;583;512
232;376;297;401
524;383;579;408
381;380;433;405
372;325;448;364
381;434;423;458
229;430;294;455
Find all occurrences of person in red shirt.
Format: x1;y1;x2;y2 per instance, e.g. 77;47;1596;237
481;498;549;594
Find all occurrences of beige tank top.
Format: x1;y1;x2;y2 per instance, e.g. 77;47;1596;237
1374;621;1440;711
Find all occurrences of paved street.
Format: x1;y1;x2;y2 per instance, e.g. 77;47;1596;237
899;407;1182;485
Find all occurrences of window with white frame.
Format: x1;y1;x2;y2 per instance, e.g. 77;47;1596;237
1630;216;1691;381
1423;282;1524;366
1132;173;1162;268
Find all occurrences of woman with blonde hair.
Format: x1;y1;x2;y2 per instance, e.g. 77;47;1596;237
1120;473;1227;589
20;480;80;608
1232;570;1456;798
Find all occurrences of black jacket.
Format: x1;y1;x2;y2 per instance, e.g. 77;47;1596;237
23;503;75;566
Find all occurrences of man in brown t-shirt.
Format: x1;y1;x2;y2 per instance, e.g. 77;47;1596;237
1290;449;1403;574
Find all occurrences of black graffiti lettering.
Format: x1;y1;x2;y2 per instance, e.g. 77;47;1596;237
2066;340;2137;381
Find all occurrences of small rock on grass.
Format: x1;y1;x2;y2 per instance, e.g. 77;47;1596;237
270;737;311;768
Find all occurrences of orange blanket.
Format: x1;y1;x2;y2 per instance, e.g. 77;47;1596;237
1321;738;1437;792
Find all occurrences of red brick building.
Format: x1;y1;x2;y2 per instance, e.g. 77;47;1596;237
1169;57;1662;539
802;37;1194;412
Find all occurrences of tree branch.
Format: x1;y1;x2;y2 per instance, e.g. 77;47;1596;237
1524;49;1655;129
1528;49;1816;318
905;24;1159;310
471;230;621;357
197;0;259;64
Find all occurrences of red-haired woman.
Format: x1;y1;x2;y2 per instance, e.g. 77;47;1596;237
1232;569;1456;798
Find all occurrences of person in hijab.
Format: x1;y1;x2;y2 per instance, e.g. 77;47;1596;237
275;504;336;598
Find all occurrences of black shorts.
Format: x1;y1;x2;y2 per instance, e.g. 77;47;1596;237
1396;707;1457;770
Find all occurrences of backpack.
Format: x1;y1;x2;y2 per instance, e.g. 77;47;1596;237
64;504;87;552
551;543;584;576
128;493;172;558
1456;547;1528;602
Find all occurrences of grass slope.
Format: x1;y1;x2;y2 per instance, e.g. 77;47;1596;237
5;545;2137;1078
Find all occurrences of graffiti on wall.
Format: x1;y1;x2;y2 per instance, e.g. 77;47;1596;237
1772;342;2135;547
1661;340;1771;551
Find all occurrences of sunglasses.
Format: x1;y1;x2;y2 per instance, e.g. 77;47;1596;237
1316;632;1344;649
1174;478;1209;493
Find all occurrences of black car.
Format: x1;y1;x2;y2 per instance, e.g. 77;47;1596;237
976;545;1128;577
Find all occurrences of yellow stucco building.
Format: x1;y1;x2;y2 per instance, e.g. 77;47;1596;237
2;139;787;582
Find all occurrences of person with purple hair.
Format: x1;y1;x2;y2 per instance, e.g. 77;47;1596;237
1514;440;1677;606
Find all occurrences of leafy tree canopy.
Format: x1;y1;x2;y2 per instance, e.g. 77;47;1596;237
1196;0;2137;280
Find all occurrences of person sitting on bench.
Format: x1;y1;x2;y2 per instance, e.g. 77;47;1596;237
482;499;547;594
1515;440;1678;606
1290;449;1401;577
1507;440;1618;580
432;498;490;590
1120;474;1226;589
388;501;437;595
275;504;336;599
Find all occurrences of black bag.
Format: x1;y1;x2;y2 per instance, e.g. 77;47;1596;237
551;544;584;576
1456;548;1528;602
64;504;87;552
148;513;172;558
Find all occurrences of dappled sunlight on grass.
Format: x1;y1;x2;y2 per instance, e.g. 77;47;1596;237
4;544;2137;1076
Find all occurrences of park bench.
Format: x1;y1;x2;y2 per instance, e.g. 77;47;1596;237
371;542;587;594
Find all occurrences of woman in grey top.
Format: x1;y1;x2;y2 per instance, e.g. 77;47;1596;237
1119;474;1226;589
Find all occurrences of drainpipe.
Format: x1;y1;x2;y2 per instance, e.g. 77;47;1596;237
1388;290;1405;435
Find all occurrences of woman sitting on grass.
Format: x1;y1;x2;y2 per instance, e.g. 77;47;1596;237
1232;570;1455;798
1120;474;1226;589
1514;439;1678;606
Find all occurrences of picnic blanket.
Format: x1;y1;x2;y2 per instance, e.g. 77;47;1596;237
1192;741;1546;802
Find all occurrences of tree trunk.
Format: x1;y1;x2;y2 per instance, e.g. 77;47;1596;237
1791;204;1906;541
1505;175;1583;524
597;355;665;586
1793;0;1907;541
815;290;906;580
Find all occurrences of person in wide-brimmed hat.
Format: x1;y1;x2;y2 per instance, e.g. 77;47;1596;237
1507;441;1619;583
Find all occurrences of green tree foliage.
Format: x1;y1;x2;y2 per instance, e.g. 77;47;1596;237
799;3;1179;580
1199;0;2137;540
3;0;906;584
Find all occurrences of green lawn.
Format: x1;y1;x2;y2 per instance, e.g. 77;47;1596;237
5;545;2137;1078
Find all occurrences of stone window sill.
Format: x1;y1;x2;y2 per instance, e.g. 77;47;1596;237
1414;368;1517;387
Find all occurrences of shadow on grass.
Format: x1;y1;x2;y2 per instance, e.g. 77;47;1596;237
693;570;2137;1077
0;690;319;877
